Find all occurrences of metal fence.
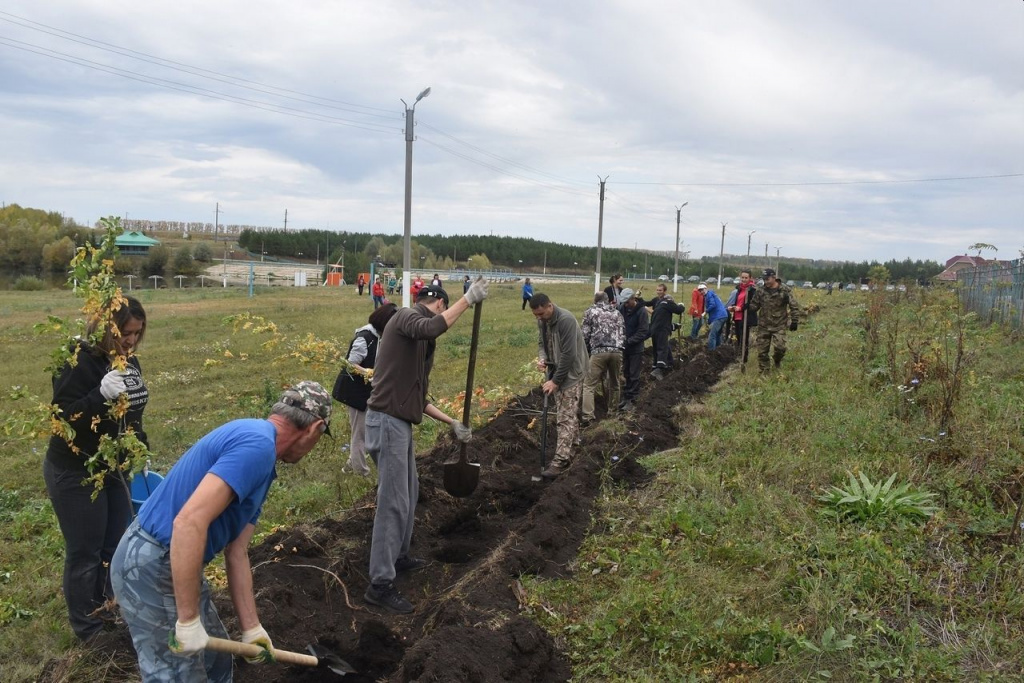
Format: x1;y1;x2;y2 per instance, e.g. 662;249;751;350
957;257;1024;330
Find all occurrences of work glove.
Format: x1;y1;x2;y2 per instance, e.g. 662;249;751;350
168;616;209;656
465;277;489;306
672;322;682;332
100;370;129;400
450;421;472;443
789;321;798;332
241;624;276;664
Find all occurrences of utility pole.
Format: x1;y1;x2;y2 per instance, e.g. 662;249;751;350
283;209;288;231
594;176;608;293
543;249;547;275
775;246;782;278
717;222;727;287
673;202;688;294
401;87;431;308
214;202;221;242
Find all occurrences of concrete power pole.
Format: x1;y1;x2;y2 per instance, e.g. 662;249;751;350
717;222;727;287
214;202;220;242
673;202;688;294
283;209;288;231
594;176;608;293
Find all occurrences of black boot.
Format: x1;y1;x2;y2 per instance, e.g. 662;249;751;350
773;350;785;369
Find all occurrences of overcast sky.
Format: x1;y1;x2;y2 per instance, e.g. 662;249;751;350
1;1;1021;264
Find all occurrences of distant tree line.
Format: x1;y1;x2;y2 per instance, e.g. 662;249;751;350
238;227;943;284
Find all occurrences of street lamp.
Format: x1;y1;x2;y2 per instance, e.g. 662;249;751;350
402;86;431;308
673;202;688;293
746;230;756;262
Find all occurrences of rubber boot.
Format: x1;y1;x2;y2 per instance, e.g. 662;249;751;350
773;349;785;369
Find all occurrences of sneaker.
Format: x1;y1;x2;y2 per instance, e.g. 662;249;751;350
394;556;429;573
580;416;595;426
541;462;567;479
364;582;414;614
651;368;665;381
620;401;634;412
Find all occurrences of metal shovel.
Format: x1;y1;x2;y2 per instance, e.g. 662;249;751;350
205;636;356;676
531;366;553;482
443;301;483;497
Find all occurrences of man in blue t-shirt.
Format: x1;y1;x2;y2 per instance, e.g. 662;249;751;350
111;381;332;682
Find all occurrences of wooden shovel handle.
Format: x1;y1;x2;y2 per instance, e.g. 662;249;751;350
205;636;319;667
456;301;483;464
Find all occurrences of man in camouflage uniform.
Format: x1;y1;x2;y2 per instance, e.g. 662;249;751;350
581;292;625;422
530;293;588;479
748;268;801;374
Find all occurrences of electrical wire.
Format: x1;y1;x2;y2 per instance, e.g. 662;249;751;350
611;173;1024;187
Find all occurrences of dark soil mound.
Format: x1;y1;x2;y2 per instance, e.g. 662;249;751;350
40;338;737;682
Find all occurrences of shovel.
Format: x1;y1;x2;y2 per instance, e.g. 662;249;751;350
205;637;356;676
531;366;553;482
443;301;483;497
740;309;750;373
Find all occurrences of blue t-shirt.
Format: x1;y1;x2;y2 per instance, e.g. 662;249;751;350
138;419;278;564
704;290;729;322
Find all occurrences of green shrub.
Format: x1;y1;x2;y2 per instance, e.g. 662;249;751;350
12;276;46;291
818;472;938;522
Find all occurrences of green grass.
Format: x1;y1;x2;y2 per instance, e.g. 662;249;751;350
526;290;1024;681
3;283;1022;680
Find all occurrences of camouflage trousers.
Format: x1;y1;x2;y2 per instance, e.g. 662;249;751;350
552;381;583;468
754;327;787;373
111;521;232;682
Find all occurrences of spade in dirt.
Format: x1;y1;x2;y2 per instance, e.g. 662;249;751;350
443;301;483;497
205;637;356;676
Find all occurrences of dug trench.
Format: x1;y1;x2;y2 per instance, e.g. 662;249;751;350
43;339;737;682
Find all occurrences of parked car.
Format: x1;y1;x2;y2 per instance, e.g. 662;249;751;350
860;284;869;291
803;281;814;288
885;284;895;291
785;280;796;287
722;277;734;285
816;282;828;289
845;283;856;291
705;277;717;285
897;284;907;292
687;275;700;283
657;275;670;281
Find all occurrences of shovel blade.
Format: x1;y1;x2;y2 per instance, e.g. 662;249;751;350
443;453;480;498
306;643;358;676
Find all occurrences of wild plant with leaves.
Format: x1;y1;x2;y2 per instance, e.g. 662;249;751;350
818;471;938;522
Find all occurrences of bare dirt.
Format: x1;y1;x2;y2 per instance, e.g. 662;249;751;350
42;338;738;682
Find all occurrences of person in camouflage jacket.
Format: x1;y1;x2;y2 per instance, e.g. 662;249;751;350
581;292;625;421
747;268;801;373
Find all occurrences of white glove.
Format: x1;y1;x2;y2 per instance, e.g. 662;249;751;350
241;624;275;664
451;421;472;443
168;616;209;656
100;370;129;400
465;277;489;306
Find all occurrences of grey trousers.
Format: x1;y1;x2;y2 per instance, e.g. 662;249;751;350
365;409;418;585
346;406;371;476
43;458;133;641
111;522;231;682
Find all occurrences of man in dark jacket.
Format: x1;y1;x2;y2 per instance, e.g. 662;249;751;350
618;288;649;410
363;279;489;614
638;283;685;379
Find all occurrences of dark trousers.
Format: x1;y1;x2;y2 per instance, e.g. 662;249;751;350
651;328;672;369
623;352;644;401
44;459;132;641
522;297;531;310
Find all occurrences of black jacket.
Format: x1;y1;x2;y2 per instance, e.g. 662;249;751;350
620;304;650;355
332;328;380;411
638;295;685;335
45;343;149;472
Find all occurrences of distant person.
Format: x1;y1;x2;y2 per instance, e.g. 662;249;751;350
703;284;729;351
357;274;366;296
521;277;534;310
689;283;706;340
581;292;625;422
372;277;386;309
333;304;399;476
637;283;684;380
45;296;149;645
617;288;649;411
463;275;471;294
530;293;588;479
748;268;802;373
603;273;624;305
410;275;425;300
387;275;397;296
726;270;758;360
112;381;332;681
363;279;489;614
827;282;834;295
431;273;442;287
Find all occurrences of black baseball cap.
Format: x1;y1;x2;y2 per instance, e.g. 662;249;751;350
762;268;776;278
417;285;450;306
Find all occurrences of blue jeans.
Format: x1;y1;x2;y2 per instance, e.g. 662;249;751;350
689;316;703;339
707;318;727;350
111;522;232;682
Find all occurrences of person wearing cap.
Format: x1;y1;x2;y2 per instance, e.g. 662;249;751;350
689;283;707;340
110;380;334;681
363;278;489;615
529;292;589;478
748;268;801;373
637;283;685;380
617;287;649;411
702;283;730;351
581;292;625;422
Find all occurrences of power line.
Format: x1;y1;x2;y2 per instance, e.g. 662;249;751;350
0;36;400;134
612;173;1024;187
0;10;397;119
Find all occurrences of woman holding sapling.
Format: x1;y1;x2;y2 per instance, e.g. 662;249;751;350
43;296;150;645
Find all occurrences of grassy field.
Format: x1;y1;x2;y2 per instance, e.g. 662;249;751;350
2;281;1022;681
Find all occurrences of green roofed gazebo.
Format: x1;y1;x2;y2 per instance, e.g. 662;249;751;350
115;231;161;256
